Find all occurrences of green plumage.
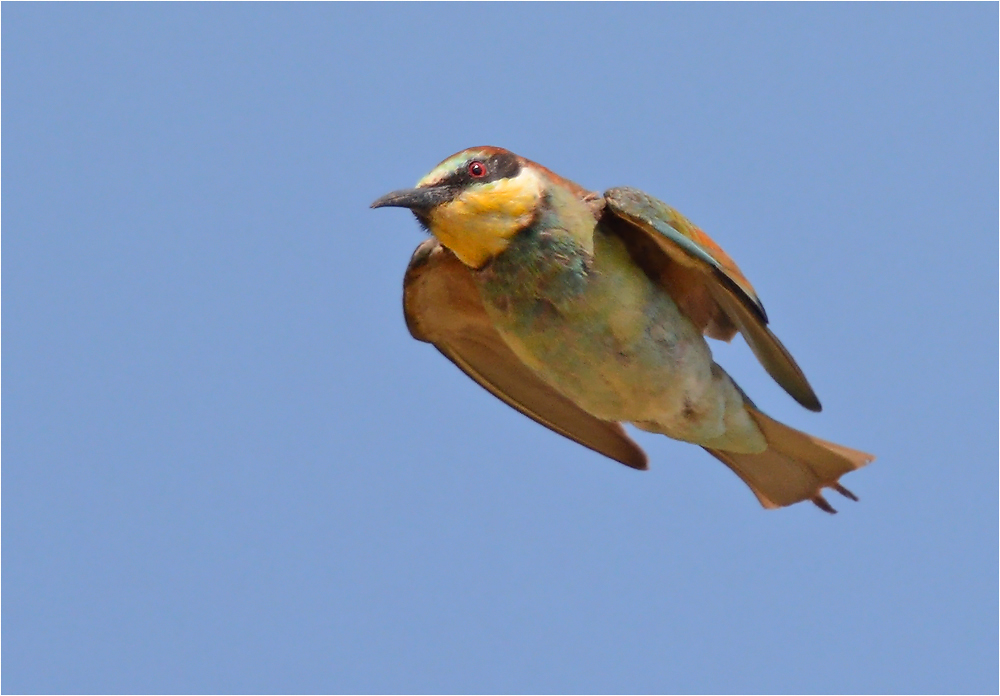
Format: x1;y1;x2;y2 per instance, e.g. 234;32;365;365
373;146;873;511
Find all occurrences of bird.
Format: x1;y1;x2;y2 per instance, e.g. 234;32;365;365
372;146;873;512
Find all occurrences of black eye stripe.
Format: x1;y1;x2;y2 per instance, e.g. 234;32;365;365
437;152;522;190
484;151;521;181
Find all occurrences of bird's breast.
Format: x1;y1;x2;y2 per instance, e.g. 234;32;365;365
474;223;719;429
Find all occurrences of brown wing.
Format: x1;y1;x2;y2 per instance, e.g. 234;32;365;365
603;187;822;412
403;238;648;470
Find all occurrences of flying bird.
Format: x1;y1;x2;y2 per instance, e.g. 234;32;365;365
372;147;873;512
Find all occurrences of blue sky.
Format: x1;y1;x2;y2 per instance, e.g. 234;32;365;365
3;4;996;693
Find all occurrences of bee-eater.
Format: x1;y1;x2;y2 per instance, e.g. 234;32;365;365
372;147;873;512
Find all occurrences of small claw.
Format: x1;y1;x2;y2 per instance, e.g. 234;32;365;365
812;495;837;514
832;483;859;502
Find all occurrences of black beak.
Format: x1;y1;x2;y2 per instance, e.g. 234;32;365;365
370;186;455;211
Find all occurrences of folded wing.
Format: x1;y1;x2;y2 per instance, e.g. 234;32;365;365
603;187;822;412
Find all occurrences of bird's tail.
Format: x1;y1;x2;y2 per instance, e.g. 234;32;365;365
705;405;874;513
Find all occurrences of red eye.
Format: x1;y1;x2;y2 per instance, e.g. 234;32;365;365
468;160;487;178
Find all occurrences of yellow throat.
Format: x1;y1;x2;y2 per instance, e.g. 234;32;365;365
424;168;544;268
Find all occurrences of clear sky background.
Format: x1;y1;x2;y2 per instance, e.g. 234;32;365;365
4;4;997;693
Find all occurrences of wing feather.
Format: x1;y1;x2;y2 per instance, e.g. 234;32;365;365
604;187;822;412
403;238;648;470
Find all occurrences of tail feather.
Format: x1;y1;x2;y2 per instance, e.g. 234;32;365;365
705;406;874;512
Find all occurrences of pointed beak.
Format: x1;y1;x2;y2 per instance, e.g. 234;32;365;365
370;186;455;211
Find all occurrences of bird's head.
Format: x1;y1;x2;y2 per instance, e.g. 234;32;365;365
372;146;592;268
